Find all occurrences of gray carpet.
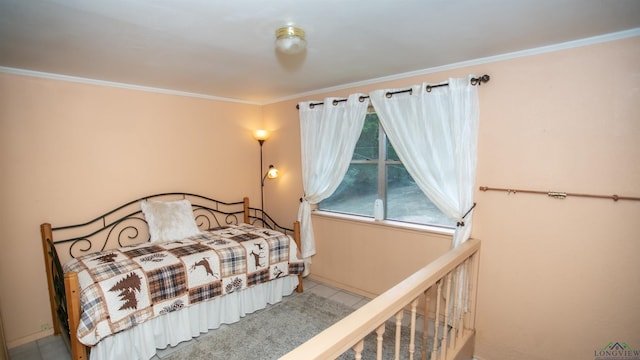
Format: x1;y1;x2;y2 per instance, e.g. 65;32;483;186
164;292;428;360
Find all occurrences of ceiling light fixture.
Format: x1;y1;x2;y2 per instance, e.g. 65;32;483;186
275;26;306;55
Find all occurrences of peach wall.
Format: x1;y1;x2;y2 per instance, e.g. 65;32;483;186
310;215;452;297
264;36;640;359
471;37;640;359
259;99;303;227
0;73;264;346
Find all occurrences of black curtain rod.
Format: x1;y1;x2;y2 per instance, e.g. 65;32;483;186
296;74;490;110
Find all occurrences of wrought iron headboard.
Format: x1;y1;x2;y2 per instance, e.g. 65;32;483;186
47;193;293;261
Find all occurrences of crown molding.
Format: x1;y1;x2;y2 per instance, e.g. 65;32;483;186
266;28;640;105
0;67;261;105
1;28;638;106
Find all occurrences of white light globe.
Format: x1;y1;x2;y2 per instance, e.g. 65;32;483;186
275;26;306;55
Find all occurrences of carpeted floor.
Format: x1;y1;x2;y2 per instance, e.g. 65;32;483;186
163;291;427;360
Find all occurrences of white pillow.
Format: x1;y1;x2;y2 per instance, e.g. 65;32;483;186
141;199;200;243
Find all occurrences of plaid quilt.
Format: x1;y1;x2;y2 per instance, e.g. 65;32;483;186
62;224;305;346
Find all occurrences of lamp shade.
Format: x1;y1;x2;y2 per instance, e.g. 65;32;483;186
261;164;279;186
253;129;270;141
266;165;279;179
275;26;306;55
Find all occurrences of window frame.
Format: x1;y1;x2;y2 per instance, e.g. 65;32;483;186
317;109;455;231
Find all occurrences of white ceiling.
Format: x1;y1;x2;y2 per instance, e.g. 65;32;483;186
1;0;639;104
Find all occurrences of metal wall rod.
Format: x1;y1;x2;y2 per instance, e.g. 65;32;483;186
296;74;490;109
479;186;640;202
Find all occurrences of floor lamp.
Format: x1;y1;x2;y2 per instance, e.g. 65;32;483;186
253;130;279;220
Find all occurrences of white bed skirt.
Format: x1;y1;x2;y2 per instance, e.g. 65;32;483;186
89;275;299;360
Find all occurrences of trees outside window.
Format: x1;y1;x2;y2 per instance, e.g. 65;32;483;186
318;111;455;228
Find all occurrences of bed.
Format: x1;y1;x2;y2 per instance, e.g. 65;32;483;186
40;193;304;360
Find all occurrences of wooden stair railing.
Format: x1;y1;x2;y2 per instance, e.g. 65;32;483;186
280;239;481;360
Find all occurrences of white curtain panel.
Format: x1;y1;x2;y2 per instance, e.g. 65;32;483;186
369;75;480;248
297;94;368;259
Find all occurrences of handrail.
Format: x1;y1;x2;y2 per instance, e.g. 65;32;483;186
280;239;481;360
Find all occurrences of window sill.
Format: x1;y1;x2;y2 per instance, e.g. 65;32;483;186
311;210;455;237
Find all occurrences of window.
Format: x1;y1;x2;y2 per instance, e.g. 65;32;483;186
318;110;455;228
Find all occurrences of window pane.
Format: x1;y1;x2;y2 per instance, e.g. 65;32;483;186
386;164;456;227
352;114;379;160
318;163;377;216
386;138;400;161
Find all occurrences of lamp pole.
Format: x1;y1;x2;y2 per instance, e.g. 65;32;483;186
258;138;265;218
254;129;272;224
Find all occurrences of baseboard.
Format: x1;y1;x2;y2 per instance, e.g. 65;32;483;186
306;274;378;299
6;329;54;349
